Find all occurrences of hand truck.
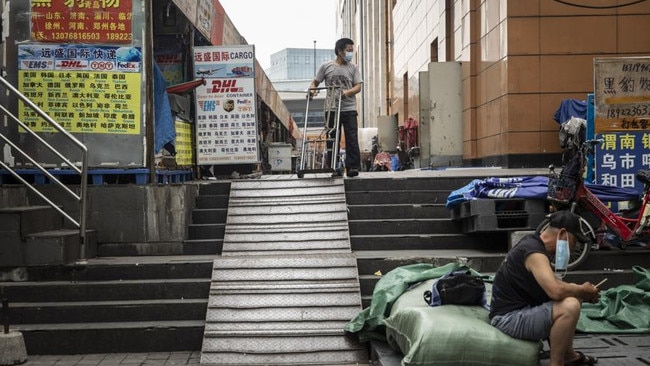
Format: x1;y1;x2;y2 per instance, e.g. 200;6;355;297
296;86;343;178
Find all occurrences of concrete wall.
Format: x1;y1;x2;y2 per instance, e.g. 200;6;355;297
0;184;199;245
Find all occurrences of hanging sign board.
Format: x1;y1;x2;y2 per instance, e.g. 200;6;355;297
593;57;650;195
193;45;258;165
17;44;142;135
594;57;650;133
30;0;133;44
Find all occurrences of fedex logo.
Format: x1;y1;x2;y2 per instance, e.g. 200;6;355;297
117;62;139;71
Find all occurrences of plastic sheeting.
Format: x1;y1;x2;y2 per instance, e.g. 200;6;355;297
577;266;650;333
153;62;175;154
554;99;587;125
445;176;641;209
344;262;480;342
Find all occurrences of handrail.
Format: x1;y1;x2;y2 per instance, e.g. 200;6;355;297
0;73;89;260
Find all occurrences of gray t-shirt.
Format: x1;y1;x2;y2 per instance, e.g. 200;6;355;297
315;60;362;112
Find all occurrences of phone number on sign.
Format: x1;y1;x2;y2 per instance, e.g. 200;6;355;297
606;105;650;118
47;32;102;41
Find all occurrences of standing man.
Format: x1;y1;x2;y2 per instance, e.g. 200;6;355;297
309;38;363;177
489;210;600;366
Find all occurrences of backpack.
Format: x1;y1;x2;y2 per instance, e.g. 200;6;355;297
423;269;489;309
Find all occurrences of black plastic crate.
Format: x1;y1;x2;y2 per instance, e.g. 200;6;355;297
451;199;546;233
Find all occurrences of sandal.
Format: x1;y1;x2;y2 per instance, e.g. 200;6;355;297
565;351;598;365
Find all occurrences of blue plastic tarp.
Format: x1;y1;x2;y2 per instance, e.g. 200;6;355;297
554;99;587;125
446;176;640;209
153;62;175;154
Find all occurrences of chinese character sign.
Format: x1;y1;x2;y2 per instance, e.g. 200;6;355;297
31;0;133;44
594;57;650;133
193;45;257;165
17;44;142;134
595;132;650;192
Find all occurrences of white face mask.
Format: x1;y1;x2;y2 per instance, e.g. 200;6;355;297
343;51;353;62
555;231;570;278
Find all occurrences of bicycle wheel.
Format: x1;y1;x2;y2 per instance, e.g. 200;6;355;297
535;214;595;271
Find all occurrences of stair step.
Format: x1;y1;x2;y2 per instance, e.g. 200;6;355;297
350;232;507;251
192;208;228;224
2;278;210;302
201;335;367;365
16;320;205;355
348;218;459;235
9;299;207;324
182;239;223;255
347;203;448;219
0;206;63;236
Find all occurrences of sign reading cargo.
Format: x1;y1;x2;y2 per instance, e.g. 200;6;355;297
193;45;258;165
594;57;650;132
31;0;133;44
18;44;142;134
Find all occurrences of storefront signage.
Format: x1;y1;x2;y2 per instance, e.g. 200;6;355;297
595;131;650;192
31;0;133;44
193;45;258;165
594;57;650;195
594;57;650;133
18;44;142;134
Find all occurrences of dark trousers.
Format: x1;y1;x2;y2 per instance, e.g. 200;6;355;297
326;110;361;170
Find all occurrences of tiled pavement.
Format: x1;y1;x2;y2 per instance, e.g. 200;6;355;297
18;334;650;366
20;352;200;366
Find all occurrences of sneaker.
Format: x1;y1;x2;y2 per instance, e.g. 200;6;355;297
347;168;359;177
331;169;343;178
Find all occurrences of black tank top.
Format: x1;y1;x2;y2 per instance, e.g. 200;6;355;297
489;234;552;318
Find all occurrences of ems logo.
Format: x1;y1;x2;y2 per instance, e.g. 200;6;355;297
20;60;53;70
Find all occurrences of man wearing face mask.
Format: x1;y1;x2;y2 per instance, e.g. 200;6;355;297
309;38;363;177
489;210;600;366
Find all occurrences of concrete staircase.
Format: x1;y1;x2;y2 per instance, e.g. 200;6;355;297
2;256;212;354
0;206;97;267
1;173;647;358
343;176;644;306
183;182;231;255
200;178;367;365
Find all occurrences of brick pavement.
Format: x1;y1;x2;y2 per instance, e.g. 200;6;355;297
20;352;200;366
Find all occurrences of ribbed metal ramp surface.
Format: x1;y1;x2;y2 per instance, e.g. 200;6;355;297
200;178;368;365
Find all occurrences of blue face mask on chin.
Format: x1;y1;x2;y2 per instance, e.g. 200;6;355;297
555;231;570;277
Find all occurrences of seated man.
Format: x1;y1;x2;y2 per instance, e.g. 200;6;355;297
489;211;600;366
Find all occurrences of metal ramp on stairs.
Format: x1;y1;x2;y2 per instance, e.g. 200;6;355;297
200;177;368;365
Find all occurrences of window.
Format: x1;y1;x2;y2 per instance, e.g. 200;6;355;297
294;56;299;63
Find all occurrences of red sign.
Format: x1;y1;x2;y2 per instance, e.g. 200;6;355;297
31;0;133;44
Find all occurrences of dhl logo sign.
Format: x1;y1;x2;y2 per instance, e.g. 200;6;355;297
54;60;88;69
210;79;243;94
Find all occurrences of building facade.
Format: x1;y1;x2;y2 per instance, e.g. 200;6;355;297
342;0;650;167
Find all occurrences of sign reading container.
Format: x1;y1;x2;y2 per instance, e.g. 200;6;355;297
193;45;258;165
594;57;650;194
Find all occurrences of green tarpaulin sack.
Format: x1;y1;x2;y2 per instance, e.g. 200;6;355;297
578;265;650;333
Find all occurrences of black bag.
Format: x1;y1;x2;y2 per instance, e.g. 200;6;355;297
424;270;486;306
